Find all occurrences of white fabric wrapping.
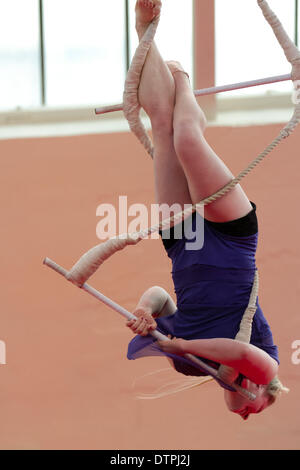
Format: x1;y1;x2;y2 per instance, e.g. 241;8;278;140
123;17;160;158
258;0;300;82
66;234;142;287
257;0;300;137
217;272;259;384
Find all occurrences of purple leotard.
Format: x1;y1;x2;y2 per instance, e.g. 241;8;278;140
127;202;279;377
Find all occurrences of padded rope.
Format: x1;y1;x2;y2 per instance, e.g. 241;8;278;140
122;16;159;158
258;0;300;83
217;271;259;384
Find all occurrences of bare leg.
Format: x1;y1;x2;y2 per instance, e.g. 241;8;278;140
135;1;192;216
168;62;253;223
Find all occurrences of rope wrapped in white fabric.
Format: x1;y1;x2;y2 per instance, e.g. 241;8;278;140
122;16;160;158
65;233;143;287
257;0;300;137
217;271;259;384
258;0;300;82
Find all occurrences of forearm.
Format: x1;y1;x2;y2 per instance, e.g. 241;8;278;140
136;286;176;318
180;338;277;384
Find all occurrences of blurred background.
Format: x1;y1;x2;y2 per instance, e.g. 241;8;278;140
0;0;299;450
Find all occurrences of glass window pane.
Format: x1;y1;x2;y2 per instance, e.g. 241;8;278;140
0;0;41;111
128;0;194;85
43;0;126;107
215;0;295;98
298;2;300;47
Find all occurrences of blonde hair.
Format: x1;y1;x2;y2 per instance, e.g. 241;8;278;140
132;368;214;400
266;376;290;405
132;369;289;404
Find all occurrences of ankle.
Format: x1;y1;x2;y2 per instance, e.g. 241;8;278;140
173;71;190;84
150;109;174;135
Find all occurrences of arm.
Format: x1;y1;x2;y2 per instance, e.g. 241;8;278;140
158;337;278;385
126;286;176;336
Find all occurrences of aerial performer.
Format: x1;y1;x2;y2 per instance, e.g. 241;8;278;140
124;0;288;421
45;0;300;420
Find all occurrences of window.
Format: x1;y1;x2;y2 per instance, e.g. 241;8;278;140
43;0;126;108
0;0;194;112
128;0;194;84
215;0;298;99
0;0;41;110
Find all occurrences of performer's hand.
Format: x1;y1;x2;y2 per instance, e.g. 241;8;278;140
126;308;157;336
157;336;186;356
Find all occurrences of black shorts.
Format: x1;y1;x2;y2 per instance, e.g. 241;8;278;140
159;201;258;251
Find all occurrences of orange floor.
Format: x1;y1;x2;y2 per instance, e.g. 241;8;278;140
0;123;299;450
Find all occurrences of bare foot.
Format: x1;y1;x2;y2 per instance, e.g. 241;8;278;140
135;0;162;38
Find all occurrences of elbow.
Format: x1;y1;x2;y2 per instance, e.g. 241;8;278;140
242;344;279;385
149;285;165;293
263;361;279;385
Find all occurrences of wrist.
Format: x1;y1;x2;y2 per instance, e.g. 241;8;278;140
180;339;188;352
135;305;153;317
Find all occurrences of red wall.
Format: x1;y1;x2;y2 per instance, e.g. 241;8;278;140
0;122;299;449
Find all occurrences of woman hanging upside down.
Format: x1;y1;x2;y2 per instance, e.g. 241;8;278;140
126;0;288;420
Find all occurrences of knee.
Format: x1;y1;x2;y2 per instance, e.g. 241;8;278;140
175;106;207;137
174;120;207;162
